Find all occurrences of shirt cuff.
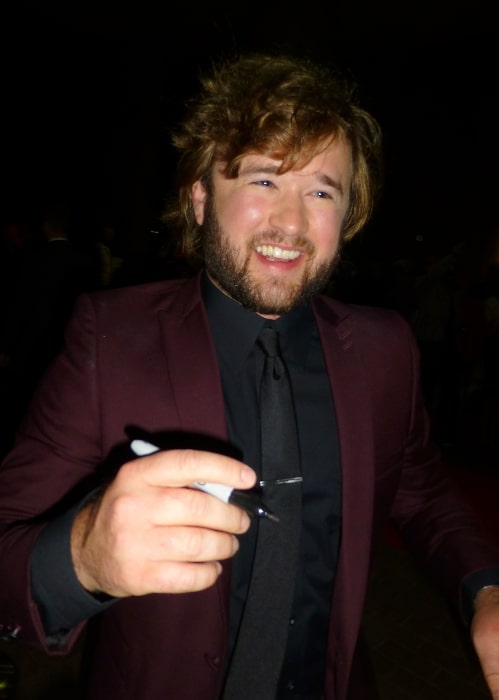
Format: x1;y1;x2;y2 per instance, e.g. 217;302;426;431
31;499;116;637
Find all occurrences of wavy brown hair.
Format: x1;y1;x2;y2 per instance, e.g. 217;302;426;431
162;52;383;267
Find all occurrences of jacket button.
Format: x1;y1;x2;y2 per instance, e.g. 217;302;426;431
204;654;221;670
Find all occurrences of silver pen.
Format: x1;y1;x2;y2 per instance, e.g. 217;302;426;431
129;439;279;522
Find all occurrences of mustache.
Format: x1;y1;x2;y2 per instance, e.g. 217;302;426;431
250;231;315;255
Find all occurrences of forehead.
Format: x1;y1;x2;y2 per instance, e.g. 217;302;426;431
235;137;352;182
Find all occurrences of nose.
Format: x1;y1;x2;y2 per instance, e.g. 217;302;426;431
268;193;307;237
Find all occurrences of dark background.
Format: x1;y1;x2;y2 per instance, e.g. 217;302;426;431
2;0;498;268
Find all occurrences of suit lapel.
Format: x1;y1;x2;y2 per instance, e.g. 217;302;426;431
313;297;375;653
158;277;227;441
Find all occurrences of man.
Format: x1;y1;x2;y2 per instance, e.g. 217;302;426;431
0;53;499;700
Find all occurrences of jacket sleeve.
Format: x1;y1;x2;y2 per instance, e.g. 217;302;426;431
389;318;499;621
0;294;106;653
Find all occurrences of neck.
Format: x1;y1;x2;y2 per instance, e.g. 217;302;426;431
205;271;281;321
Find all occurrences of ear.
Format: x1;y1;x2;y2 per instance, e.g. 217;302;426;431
191;181;207;225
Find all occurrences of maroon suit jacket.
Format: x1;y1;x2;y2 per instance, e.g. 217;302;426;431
1;273;498;699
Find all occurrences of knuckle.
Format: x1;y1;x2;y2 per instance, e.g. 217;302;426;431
163;526;206;559
173;563;219;593
182;487;212;519
174;448;200;474
109;492;138;528
151;562;218;594
181;527;206;559
118;459;139;482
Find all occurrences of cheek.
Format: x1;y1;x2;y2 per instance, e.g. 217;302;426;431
311;211;343;255
218;191;267;231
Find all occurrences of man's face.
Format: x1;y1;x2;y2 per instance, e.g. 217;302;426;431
191;138;353;318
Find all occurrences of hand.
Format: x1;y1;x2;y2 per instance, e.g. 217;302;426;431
71;449;256;598
471;585;499;699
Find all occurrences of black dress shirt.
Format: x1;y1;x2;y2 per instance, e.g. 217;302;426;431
202;275;342;698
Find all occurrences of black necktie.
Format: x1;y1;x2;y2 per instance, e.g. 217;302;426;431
223;326;302;699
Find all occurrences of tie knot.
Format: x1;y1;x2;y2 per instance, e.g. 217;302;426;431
257;326;280;358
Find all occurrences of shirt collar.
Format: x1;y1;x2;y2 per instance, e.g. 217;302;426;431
202;272;316;373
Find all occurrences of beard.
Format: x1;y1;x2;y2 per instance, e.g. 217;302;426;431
202;198;341;316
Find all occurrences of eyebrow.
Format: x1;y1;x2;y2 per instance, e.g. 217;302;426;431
316;172;344;195
238;163;344;194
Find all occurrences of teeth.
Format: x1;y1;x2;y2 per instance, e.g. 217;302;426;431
255;245;300;261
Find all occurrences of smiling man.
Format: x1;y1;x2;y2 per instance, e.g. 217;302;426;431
194;143;351;317
1;52;499;700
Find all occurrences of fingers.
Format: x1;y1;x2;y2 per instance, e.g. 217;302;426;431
146;524;240;563
104;527;240;596
72;448;256;598
73;493;243;597
109;480;251;534
140;561;224;595
128;448;257;491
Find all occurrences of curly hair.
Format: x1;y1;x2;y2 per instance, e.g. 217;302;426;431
162;52;383;267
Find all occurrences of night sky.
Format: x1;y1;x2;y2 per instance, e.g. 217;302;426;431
2;1;499;266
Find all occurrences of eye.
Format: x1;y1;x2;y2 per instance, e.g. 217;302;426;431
252;179;274;188
312;190;333;199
